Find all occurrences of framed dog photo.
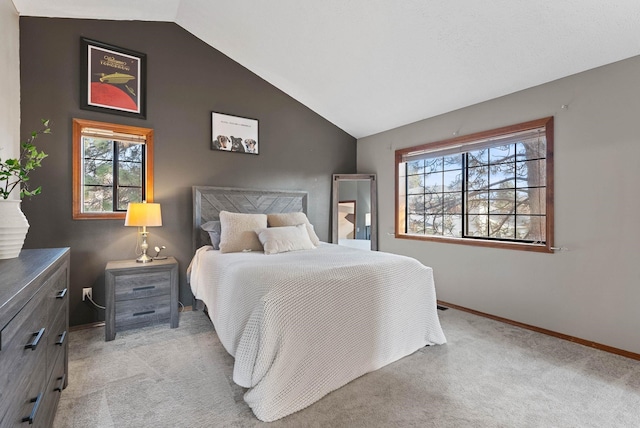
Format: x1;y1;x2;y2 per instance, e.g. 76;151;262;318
80;38;147;118
211;112;259;155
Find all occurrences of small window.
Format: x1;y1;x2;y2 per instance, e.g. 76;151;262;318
73;119;154;220
395;117;554;253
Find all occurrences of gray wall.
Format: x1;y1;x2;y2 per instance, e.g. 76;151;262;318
0;0;19;184
19;18;356;327
358;56;640;355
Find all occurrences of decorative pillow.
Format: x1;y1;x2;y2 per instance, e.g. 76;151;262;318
256;224;316;255
267;212;320;246
219;211;267;253
201;220;221;250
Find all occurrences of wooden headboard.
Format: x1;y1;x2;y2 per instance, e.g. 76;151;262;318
192;186;308;252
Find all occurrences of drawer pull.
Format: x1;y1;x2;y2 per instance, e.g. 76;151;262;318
54;374;66;392
133;310;155;317
132;285;156;292
24;328;45;351
56;330;67;346
56;288;68;299
21;392;43;424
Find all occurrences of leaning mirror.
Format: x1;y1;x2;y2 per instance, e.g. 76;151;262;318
332;174;377;251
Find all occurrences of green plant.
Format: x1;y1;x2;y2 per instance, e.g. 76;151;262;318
0;119;51;199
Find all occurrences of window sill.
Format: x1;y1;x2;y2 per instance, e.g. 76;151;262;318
395;233;553;253
73;212;126;220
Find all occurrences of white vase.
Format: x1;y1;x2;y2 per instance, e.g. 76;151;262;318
0;199;30;259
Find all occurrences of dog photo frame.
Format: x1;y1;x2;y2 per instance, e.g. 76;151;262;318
80;38;147;118
211;112;259;155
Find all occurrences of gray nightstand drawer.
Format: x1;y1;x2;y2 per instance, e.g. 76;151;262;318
114;271;171;301
115;294;171;330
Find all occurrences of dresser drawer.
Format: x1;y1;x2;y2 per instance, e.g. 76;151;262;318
37;346;66;428
3;357;47;427
45;264;69;326
115;294;171;330
46;307;68;384
0;248;69;428
0;289;48;427
114;271;171;301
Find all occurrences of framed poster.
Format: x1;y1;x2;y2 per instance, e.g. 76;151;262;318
80;38;146;118
211;112;259;155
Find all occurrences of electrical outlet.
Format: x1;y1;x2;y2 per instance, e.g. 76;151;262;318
82;287;92;301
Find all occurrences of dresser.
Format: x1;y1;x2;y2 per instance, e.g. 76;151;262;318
0;248;70;428
105;257;178;341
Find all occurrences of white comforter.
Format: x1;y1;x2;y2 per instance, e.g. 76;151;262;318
188;243;446;421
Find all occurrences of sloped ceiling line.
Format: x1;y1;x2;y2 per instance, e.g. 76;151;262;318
12;0;640;138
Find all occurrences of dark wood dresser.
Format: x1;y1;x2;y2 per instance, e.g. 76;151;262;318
0;248;70;428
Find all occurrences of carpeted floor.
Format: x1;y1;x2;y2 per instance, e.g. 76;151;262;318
53;308;640;427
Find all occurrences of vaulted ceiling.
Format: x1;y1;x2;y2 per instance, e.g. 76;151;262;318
12;0;640;138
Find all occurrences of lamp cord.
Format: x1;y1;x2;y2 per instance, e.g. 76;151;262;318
87;295;106;310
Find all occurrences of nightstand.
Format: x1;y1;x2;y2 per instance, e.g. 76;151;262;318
105;257;179;341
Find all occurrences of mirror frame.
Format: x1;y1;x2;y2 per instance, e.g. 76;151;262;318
332;174;377;251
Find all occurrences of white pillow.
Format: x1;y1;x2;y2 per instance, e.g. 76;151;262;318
257;224;316;255
219;211;267;253
267;212;320;246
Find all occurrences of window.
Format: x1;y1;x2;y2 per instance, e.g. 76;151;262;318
73;119;154;220
395;117;554;253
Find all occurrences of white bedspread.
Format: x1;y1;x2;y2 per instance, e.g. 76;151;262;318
188;243;446;421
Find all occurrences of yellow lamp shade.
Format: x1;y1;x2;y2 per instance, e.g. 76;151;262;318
124;202;162;227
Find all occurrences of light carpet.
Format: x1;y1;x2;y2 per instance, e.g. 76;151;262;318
53;308;640;427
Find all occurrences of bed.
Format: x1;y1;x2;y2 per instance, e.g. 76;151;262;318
188;186;446;422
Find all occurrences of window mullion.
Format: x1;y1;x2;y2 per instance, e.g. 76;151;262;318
512;148;517;240
462;153;468;238
113;142;119;211
141;143;147;202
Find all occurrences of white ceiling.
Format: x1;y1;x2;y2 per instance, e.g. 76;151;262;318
12;0;640;138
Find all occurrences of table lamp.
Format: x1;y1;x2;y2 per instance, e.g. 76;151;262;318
124;201;162;263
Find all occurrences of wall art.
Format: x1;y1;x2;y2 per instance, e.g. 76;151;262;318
80;38;146;118
211;112;259;155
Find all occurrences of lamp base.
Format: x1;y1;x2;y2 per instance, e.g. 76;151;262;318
136;229;153;263
136;253;154;263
